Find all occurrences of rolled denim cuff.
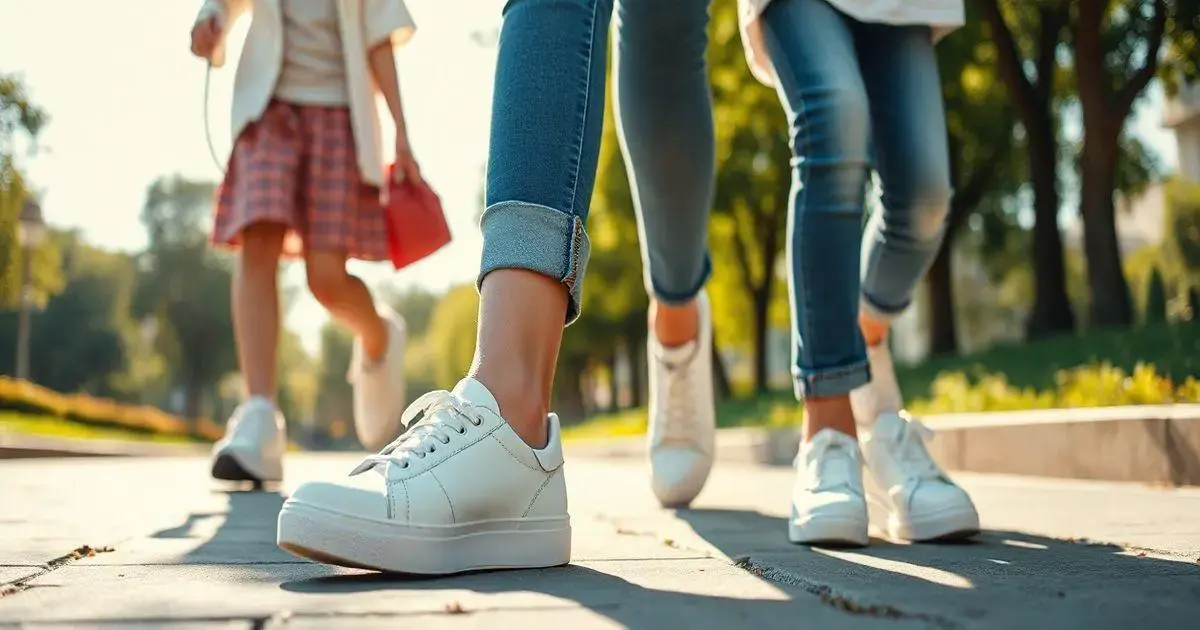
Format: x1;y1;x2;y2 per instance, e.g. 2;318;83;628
793;359;871;399
859;294;909;323
647;255;712;306
478;201;592;325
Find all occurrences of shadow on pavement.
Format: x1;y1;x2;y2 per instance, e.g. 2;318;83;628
672;508;1200;628
280;563;820;627
150;489;289;566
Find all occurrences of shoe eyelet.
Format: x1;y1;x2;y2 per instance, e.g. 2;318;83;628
456;427;466;434
441;437;451;445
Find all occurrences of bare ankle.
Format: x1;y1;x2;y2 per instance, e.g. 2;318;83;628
859;312;889;348
651;298;699;348
804;395;857;441
471;370;549;448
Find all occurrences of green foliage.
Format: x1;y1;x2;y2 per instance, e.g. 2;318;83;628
315;322;354;432
567;322;1200;437
132;175;236;419
0;376;221;441
423;284;479;389
1143;265;1168;323
911;363;1198;414
1163;177;1200;281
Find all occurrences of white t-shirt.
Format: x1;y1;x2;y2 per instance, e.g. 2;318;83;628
739;0;965;86
275;0;350;106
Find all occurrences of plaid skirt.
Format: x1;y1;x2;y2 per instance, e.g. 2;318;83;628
213;100;389;261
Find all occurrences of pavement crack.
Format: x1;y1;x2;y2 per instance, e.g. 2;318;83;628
0;545;114;599
732;556;961;630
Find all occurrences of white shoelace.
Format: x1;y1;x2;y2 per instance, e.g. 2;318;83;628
349;390;481;476
892;417;944;484
656;350;700;444
805;439;862;495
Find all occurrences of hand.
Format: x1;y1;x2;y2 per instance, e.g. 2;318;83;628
191;14;225;60
393;138;422;186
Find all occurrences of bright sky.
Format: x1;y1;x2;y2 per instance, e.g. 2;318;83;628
0;0;1182;355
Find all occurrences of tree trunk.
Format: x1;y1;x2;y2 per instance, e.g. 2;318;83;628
184;382;204;424
926;241;957;355
607;349;620;411
1079;138;1133;327
1025;121;1076;337
551;359;588;425
752;287;771;393
711;337;732;400
624;318;646;407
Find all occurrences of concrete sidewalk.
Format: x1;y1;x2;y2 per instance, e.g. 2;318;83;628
2;455;1198;629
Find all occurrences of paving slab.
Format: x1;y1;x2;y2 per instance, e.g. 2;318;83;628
1;454;1199;629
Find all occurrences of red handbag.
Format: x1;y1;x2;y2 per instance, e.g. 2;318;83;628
383;166;451;270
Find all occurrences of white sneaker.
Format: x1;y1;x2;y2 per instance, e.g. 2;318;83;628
860;412;980;541
277;378;571;575
789;428;869;546
349;307;407;451
211;397;286;483
647;290;716;508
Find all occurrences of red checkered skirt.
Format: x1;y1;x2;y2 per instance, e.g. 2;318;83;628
213;100;388;261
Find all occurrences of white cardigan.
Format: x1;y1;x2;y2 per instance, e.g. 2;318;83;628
739;0;964;86
196;0;416;187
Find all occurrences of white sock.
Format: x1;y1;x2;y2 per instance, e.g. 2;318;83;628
850;343;904;427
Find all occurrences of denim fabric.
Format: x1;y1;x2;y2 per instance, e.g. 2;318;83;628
479;0;714;324
762;0;952;398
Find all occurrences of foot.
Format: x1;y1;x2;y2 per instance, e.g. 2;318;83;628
647;290;716;508
860;411;980;541
211;397;286;483
789;428;869;547
276;378;571;575
349;307;407;451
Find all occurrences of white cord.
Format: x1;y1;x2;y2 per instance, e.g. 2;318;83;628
203;63;225;174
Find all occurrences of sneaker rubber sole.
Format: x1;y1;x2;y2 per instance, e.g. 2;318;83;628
277;500;572;575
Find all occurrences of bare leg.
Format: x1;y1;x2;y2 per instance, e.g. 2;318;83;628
468;269;566;449
304;251;388;361
650;300;698;347
233;224;287;399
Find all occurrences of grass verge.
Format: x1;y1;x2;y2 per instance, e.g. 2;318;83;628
564;323;1200;441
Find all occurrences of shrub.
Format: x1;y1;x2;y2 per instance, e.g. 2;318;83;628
909;362;1199;414
0;376;220;441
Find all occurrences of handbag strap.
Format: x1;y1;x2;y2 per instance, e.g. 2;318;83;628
203;63;226;175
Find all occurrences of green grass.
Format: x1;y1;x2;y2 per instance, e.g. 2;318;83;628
563;322;1200;441
0;412;205;445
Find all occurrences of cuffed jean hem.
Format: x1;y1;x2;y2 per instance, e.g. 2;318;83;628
859;294;910;323
478;200;592;326
647;256;713;307
793;359;871;399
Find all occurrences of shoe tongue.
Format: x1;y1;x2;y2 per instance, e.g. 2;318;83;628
656;339;698;366
451;378;500;415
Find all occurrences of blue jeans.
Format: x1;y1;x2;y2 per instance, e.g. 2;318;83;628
762;0;952;398
480;0;714;323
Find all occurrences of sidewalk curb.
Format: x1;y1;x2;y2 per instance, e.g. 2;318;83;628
564;404;1200;486
0;433;211;460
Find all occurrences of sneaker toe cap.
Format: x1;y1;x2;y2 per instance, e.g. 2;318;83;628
651;447;712;507
907;482;977;519
288;480;388;520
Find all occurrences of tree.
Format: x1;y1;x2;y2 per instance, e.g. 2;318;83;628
979;0;1077;336
314;321;354;435
1071;0;1199;327
133;175;236;420
929;7;1025;355
708;0;790;392
0;74;62;314
424;284;480;390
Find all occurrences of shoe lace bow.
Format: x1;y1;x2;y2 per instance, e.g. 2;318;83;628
349;390;480;476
